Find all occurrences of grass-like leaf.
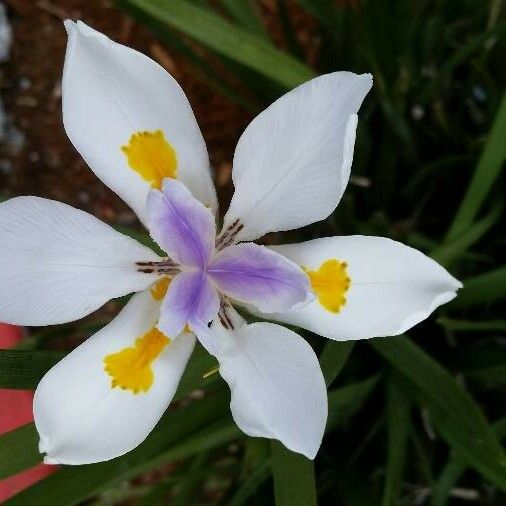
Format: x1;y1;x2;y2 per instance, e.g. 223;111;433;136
381;373;411;506
0;423;40;480
319;341;354;387
0;350;64;389
437;317;506;332
371;337;506;489
271;441;317;506
446;92;506;241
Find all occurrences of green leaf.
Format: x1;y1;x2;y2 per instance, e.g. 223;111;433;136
382;373;411;506
0;424;40;480
431;200;502;266
437;317;506;332
448;266;506;309
465;365;506;390
217;0;267;38
118;0;314;89
5;392;233;506
228;460;271;506
446;92;506;241
326;376;379;431
429;406;506;491
0;349;64;389
276;0;305;59
432;418;506;506
319;341;354;387
271;441;317;506
370;337;506;488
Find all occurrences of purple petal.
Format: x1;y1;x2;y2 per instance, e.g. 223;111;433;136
157;270;220;337
146;179;215;267
207;243;311;313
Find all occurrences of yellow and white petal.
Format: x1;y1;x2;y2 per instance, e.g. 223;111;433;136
265;236;462;340
199;309;327;459
62;20;217;225
0;196;160;326
34;290;195;465
221;72;372;242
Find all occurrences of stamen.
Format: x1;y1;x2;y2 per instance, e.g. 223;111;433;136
216;219;244;250
136;258;180;276
218;297;235;329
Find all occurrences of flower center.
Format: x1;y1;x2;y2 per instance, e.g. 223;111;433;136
304;259;350;313
122;130;177;189
103;328;170;394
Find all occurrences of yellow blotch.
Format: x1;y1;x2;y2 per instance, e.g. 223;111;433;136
305;259;351;313
121;130;177;189
103;328;170;394
150;277;171;300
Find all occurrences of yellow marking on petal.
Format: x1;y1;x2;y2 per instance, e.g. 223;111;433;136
121;130;177;189
103;328;170;394
304;259;351;313
150;277;171;300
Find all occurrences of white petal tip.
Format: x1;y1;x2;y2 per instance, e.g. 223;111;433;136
356;72;373;91
63;19;75;34
43;456;62;465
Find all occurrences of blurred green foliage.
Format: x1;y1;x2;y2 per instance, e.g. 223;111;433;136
1;0;505;504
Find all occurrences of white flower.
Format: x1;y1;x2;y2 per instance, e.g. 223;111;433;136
0;21;461;465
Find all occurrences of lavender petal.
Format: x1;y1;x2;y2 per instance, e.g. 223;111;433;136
146;179;215;267
207;242;311;313
157;270;220;337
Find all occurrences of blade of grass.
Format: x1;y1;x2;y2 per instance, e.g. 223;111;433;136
217;0;267;38
431;418;506;506
431;200;502;266
465;365;506;390
228;460;271;506
319;341;354;387
271;441;317;506
118;0;315;89
382;373;411;506
0;423;40;480
421;23;506;103
371;337;506;489
0;350;64;389
326;376;379;431
370;337;504;462
446;92;506;241
437;317;506;332
429;405;506;491
276;0;305;60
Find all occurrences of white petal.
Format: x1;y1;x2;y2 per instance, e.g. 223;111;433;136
266;236;462;340
62;20;217;224
199;309;327;459
34;290;195;465
0;196;159;326
221;72;372;242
